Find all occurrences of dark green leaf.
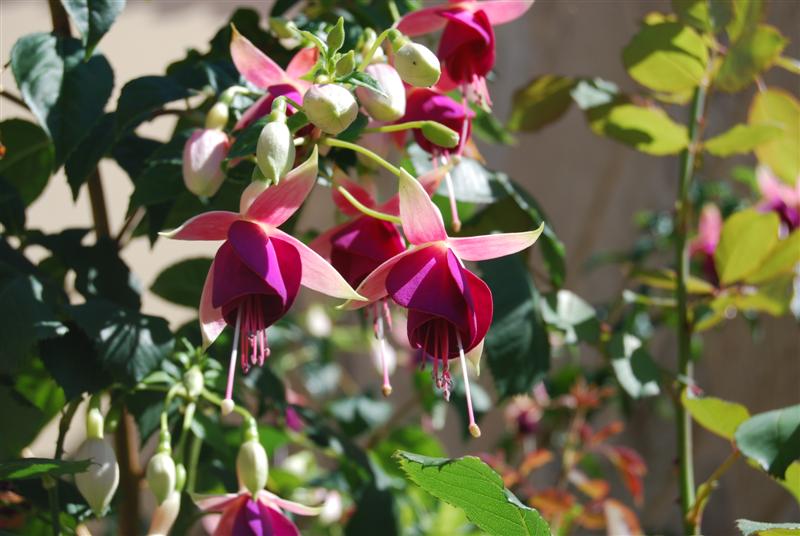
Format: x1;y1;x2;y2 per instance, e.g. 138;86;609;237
471;105;516;145
115;76;189;133
329;395;392;437
541;290;599;344
608;333;660;398
396;451;551;536
0;458;91;480
61;0;125;57
735;404;800;479
479;255;549;399
228;118;268;159
508;75;576;132
111;135;161;180
341;71;387;97
64;112;116;198
0;176;26;234
0;386;48;458
151;257;212;308
40;324;112;399
673;0;733;33
717;24;787;92
0;118;54;205
337;113;369;143
130;163;185;208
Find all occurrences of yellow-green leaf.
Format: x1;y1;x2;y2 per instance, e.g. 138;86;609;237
588;104;689;155
682;389;750;440
634;269;716;294
714;209;779;285
745;230;800;284
508;75;576;133
717;24;787;92
704;123;783;156
749;89;800;185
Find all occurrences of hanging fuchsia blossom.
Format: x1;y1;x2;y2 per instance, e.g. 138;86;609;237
310;167;448;395
689;203;722;285
346;169;542;436
162;148;363;412
757;166;800;231
195;489;318;536
399;88;474;156
230;26;317;131
398;0;534;106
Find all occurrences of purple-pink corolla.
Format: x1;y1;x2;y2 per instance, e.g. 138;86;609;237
689;203;722;285
195;489;318;536
345;169;543;436
162;148;363;411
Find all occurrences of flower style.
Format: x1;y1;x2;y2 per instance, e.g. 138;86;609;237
689;203;722;285
346;168;543;436
757;166;800;232
230;26;318;131
162;148;363;411
195;489;318;536
398;0;534;106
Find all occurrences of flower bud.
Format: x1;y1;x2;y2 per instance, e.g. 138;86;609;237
236;440;269;495
174;463;187;492
146;452;176;505
183;367;204;399
74;438;119;517
355;64;406;122
182;129;229;197
303;84;358;135
205;102;229;130
257;121;295;183
269;17;297;40
147;490;181;536
394;42;441;88
421;121;460;149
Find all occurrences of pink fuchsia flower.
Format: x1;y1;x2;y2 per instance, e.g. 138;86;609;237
689;203;722;285
183;129;231;197
230;26;318;131
399;88;474;157
346;169;543;436
162;148;363;411
195;489;318;536
398;1;534;107
757;166;800;231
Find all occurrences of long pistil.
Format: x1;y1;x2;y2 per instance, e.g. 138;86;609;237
222;308;243;415
457;332;481;438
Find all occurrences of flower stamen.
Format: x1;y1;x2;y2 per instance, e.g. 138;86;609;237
457;331;481;438
223;307;243;415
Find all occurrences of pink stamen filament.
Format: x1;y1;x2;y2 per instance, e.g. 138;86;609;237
376;314;392;397
457;332;481;438
441;154;461;233
224;307;243;406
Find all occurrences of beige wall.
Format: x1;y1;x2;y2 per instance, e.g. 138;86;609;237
2;1;799;534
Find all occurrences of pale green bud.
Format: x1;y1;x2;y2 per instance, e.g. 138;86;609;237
236;440;269;495
394;42;441;87
74;438;119;517
205;102;230;130
146;452;176;505
355;64;406;122
269;17;297;40
183;367;204;399
256;121;295;183
174;463;187;492
303;84;358;135
421;121;460;149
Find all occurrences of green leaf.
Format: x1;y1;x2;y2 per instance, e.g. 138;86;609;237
0;176;26;234
329;395;392;437
0;458;91;480
479;255;549;399
714;209;779;285
0;386;48;458
570;78;619;110
396;451;551;536
749;89;800;185
228;118;267;159
587;103;689;155
151;257;212;308
737;519;800;536
64;112;117;198
681;389;750;440
634;268;716;294
717;24;787;92
40;325;112;399
508;75;576;132
70;300;174;386
735;404;800;479
727;0;765;42
0;119;55;205
341;71;387;97
672;0;733;33
541;290;599;344
704;123;783;156
61;0;126;57
744;230;800;285
609;333;660;398
115;76;189;134
622;21;708;94
10;33;114;166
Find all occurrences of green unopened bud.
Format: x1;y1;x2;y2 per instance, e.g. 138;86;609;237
269;17;297;40
74;438;119;517
303;84;358;135
394;42;441;88
355;63;406;122
236;440;269;495
256;122;295;183
146;452;176;505
327;17;345;54
205;102;229;130
183;367;204;399
362;28;385;63
421;121;459;149
174;463;186;492
87;402;104;440
335;51;356;76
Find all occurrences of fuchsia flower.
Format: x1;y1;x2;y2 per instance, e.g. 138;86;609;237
346;169;542;436
195;489;318;536
689;203;722;285
398;0;534;106
757;166;800;231
162;148;363;410
230;26;318;131
399;88;474;156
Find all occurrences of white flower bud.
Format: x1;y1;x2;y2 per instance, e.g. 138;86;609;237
303;84;359;135
256;121;295;183
182;129;229;197
394;42;441;88
146;452;176;505
73;438;119;517
355;64;406;122
183;367;204;399
147;490;181;536
236;440;269;495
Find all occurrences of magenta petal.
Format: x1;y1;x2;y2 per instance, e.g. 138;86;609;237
346;246;432;309
461;266;493;351
308;222;347;261
397;5;449;35
228;221;290;302
234;85;304;131
439;9;495;82
330;217;406;288
212;495;249;536
258;502;301;536
402;88;473;154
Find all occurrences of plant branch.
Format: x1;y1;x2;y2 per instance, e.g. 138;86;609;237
686;450;740;528
115;207;145;248
87;169;112;238
0;89;27;109
113;407;141;536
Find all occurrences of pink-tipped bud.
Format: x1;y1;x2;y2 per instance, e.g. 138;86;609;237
355;64;406;122
147;490;181;536
303;84;358;135
73;438;119;517
182;129;229;197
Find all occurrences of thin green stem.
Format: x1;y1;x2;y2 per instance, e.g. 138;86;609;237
336;186;401;223
686;450;740;528
201;389;253;420
186;432;202;494
48;397;81;535
358;28;393;71
675;83;708;536
322;138;403;178
48;484;61;535
363;121;428;134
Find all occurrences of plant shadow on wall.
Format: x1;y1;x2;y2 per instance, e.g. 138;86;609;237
0;1;798;535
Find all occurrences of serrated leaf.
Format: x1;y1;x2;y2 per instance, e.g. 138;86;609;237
622;21;708;94
717;24;787;92
681;389;750;440
61;0;126;57
748;89;800;185
396;451;551;536
744;230;800;285
508;75;576;132
587;103;689;155
737;519;800;536
0;119;54;205
151;257;212;308
714;209;779;285
11;33;114;165
704;123;783;156
735;404;800;479
0;458;91;480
